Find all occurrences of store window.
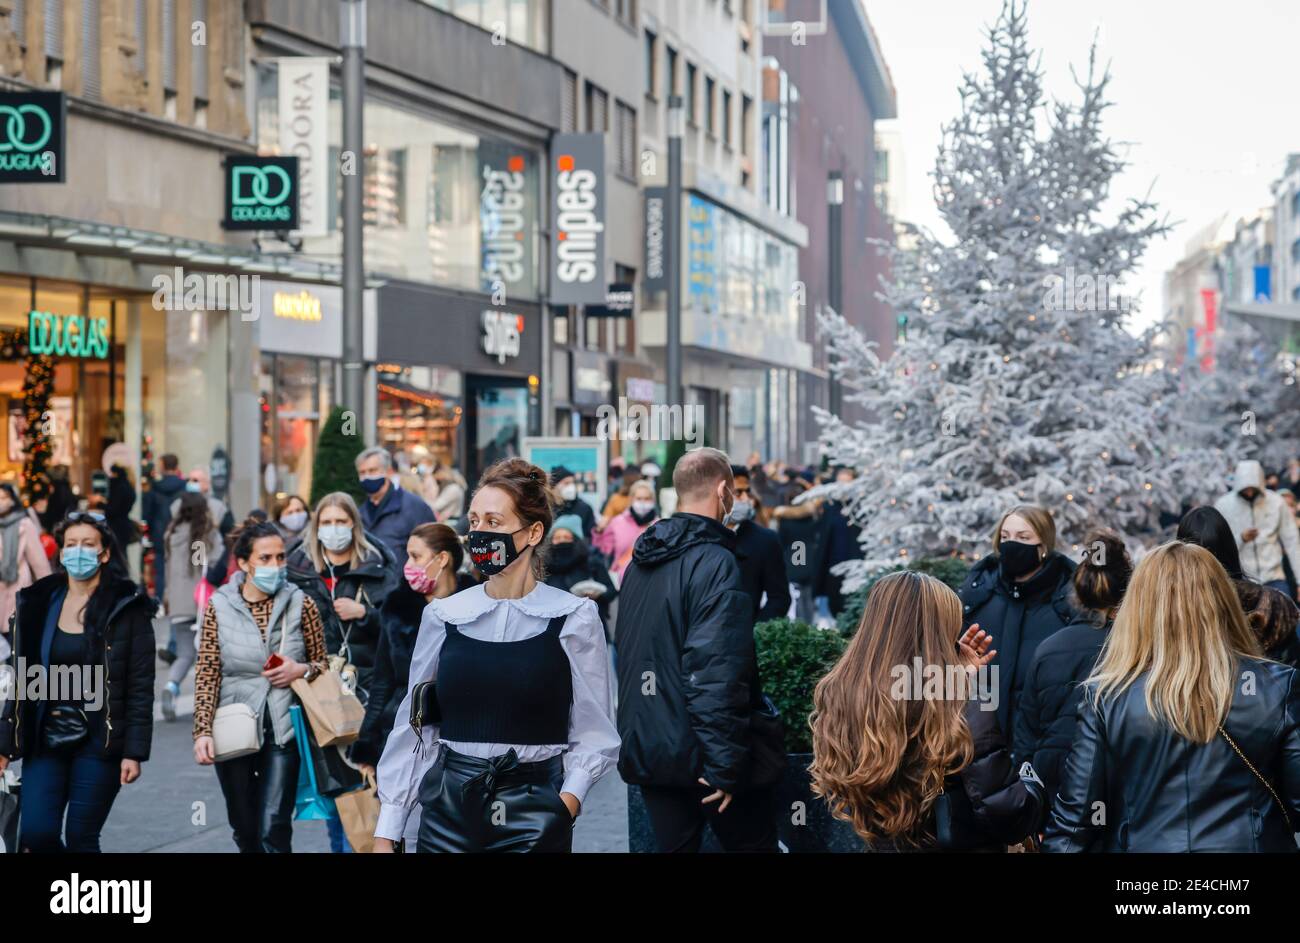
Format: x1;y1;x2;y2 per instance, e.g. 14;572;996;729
259;353;326;507
376;365;463;469
418;0;550;53
255;64;542;300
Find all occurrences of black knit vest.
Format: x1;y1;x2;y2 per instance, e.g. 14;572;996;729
437;614;573;745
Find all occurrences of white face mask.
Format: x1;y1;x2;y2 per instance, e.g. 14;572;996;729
280;510;308;533
631;500;656;518
318;523;354;552
560;483;578;502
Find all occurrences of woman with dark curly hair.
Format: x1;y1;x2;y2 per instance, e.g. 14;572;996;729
0;510;156;851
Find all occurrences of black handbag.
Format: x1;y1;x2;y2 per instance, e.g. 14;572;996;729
42;705;90;753
408;680;441;739
748;694;788;789
305;733;364;798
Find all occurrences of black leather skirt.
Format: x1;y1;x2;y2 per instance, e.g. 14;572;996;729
416;747;573;853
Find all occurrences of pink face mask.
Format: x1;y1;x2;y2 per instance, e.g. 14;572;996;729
404;561;442;595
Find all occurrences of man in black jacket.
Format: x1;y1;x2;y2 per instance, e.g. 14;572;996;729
616;448;779;852
728;466;790;625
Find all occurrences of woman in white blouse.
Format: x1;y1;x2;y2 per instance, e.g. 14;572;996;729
372;458;619;852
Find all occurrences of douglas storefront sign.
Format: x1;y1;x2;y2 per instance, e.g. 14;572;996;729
551;133;606;306
0;91;66;182
28;311;110;359
223;155;300;230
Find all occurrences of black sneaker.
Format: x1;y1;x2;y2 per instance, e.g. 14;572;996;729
157;648;177;665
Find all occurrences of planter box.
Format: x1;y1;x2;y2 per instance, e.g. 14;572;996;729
627;753;864;853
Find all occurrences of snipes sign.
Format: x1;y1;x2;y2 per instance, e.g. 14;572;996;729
550;133;606;306
0;91;65;183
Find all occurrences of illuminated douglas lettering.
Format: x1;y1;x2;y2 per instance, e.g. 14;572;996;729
28;311;111;359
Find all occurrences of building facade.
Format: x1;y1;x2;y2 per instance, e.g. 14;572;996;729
766;0;896;458
636;0;811;463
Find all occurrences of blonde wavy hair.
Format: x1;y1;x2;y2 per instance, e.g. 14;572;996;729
809;571;974;847
1088;541;1262;743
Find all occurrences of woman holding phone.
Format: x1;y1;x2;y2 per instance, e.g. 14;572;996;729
191;516;330;853
373;458;619;853
0;511;156;852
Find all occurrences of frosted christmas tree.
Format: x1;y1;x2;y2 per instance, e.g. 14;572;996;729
812;1;1214;581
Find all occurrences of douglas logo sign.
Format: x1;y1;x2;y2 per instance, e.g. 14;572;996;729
0;91;65;182
223;155;299;231
551;133;606;306
29;311;110;359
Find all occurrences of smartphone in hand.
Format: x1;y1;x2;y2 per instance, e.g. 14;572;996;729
264;652;284;671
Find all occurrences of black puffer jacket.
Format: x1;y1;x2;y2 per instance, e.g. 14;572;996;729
286;534;398;700
616;513;761;793
959;552;1077;745
1012;619;1109;805
544;540;618;634
352;572;479;767
0;572;156;761
1044;658;1300;852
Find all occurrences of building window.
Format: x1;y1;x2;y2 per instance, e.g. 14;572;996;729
192;0;209;105
615;100;636;178
741;94;753;157
644;30;656;99
585;81;608;133
665;44;677;101
42;0;61;84
686;62;698;125
615;0;636;27
561;69;578;133
421;0;549;53
10;0;25;45
705;76;716;137
81;0;100;100
721;89;732;149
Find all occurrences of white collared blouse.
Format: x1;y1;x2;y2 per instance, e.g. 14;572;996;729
374;580;620;842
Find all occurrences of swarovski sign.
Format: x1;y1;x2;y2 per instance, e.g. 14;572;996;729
551;133;606;306
0;91;65;182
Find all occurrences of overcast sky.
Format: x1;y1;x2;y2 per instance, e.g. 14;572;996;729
867;0;1299;330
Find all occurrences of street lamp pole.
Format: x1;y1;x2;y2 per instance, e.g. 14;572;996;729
827;170;844;417
666;94;685;411
341;0;366;435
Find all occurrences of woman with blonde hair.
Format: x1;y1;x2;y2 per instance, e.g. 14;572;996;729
1044;541;1300;852
958;505;1077;745
811;570;1044;851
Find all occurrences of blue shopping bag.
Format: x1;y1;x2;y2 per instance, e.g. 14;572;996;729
290;704;337;821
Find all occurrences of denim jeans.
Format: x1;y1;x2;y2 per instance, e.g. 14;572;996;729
20;740;123;852
1266;579;1293;598
326;811;353;853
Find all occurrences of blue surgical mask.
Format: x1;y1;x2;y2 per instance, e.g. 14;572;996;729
61;546;103;581
250;565;286;595
318;523;354;552
185;481;203;494
359;475;387;495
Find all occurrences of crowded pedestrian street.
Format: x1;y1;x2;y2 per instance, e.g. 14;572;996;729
1;0;1299;928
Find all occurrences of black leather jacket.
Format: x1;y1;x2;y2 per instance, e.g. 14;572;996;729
1044;657;1300;852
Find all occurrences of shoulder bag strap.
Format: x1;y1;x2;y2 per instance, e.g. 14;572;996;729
1218;725;1293;832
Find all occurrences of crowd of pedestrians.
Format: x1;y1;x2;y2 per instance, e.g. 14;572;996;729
3;447;1300;855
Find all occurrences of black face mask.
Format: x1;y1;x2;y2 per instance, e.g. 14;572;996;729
548;541;583;571
999;540;1043;581
467;527;529;577
630;505;656;526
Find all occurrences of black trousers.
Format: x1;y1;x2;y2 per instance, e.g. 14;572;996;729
417;748;572;853
640;784;779;853
213;713;299;853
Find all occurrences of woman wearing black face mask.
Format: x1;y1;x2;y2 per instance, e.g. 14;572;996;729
958;505;1077;755
544;515;618;640
372;459;619;853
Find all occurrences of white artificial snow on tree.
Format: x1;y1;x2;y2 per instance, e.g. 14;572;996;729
811;1;1222;584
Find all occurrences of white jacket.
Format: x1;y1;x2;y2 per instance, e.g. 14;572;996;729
1213;460;1300;584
